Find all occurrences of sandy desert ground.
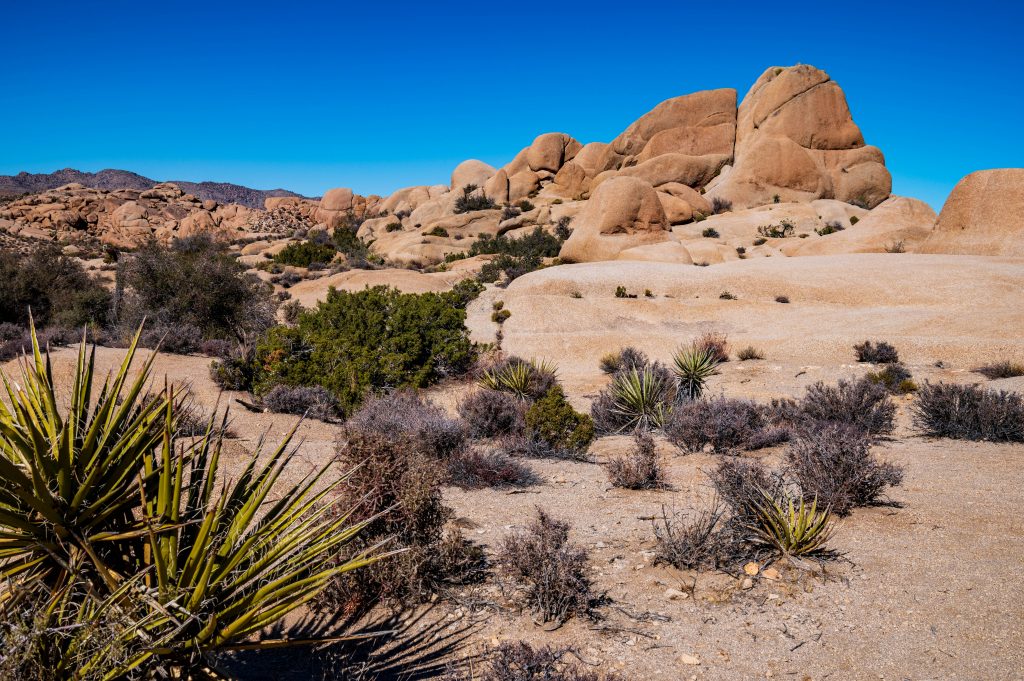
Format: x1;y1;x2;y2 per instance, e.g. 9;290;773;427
10;250;1022;680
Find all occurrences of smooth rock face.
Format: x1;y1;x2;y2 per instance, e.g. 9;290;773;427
919;169;1024;256
560;176;672;262
782;196;937;256
451;159;497;191
709;64;891;210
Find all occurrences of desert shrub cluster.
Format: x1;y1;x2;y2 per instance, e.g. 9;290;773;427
606;431;665;489
0;244;110;332
854;340;900;364
912;382;1024;442
116;235;276;352
665;397;789;453
472;226;569;285
238;284;477;416
273;238;338;267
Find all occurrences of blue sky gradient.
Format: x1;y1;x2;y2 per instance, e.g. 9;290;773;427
3;1;1021;210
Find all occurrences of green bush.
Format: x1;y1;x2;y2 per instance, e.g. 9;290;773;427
0;244;111;329
274;240;337;267
385;221;403;232
526;386;595;458
116;236;275;348
424;226;450;237
454;185;496;214
469;226;562;258
252;285;476;415
702;227;720;238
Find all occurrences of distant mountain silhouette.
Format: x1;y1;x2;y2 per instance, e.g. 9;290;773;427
0;168;307;209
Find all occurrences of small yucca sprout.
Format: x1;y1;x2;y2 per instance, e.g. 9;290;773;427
608;367;671;431
672;345;720;399
749;489;835;559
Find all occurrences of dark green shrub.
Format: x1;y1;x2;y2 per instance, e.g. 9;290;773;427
385;222;403;232
332;225;373;261
492;308;511;324
0;244;111;329
711;197;732;214
850;215;860;225
424;226;449;237
815;221;846;236
116;236;275;348
702;227;720;238
469;227;563;258
516;199;535;212
273;240;337;267
525;386;595;458
453;185;496;214
251;285;475;415
757;220;795;238
974;361;1024;379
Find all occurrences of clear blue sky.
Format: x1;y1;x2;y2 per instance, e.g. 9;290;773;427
2;1;1021;210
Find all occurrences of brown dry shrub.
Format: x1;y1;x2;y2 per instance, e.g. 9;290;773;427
446;641;623;681
497;509;597;625
786;424;904;515
606;432;665;489
695;331;730;363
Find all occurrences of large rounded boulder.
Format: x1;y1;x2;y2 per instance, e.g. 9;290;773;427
559;176;672;262
918;169;1024;256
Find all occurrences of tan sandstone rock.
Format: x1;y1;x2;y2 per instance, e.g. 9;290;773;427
560;176;672;262
918;169;1024;256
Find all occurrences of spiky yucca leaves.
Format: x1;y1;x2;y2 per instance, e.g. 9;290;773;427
606;367;672;431
672;345;720;400
479;357;558;400
749;489;835;559
0;326;378;678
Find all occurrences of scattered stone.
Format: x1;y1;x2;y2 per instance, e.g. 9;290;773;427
679;653;701;666
744;561;760;576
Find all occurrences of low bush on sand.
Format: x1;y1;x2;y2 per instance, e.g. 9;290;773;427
865;362;918;394
318;427;484;610
458;388;527;438
0;244;111;331
665;398;789;453
524;386;595;459
773;377;896;437
599;346;649;374
446;641;623;681
497;510;598;625
854;340;900;364
973;361;1024;379
591;365;675;433
261;384;338;420
912;382;1024;442
786;424;904;515
606;431;665;489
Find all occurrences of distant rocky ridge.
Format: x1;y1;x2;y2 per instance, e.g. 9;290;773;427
0;168;306;209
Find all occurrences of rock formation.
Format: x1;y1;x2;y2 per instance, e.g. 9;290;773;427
918;169;1024;257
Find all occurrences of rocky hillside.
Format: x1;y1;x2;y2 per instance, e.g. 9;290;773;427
0;168;306;208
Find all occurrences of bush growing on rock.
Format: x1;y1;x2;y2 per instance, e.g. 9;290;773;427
786;424;904;515
453;184;496;213
912;382;1024;442
273;240;337;267
497;509;597;625
251;285;476;416
0;244;111;330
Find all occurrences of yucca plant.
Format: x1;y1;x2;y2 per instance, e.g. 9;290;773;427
749;489;835;559
672;345;720;400
606;367;672;432
479;357;557;400
0;325;382;679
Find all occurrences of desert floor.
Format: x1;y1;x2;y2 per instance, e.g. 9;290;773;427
10;253;1023;680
